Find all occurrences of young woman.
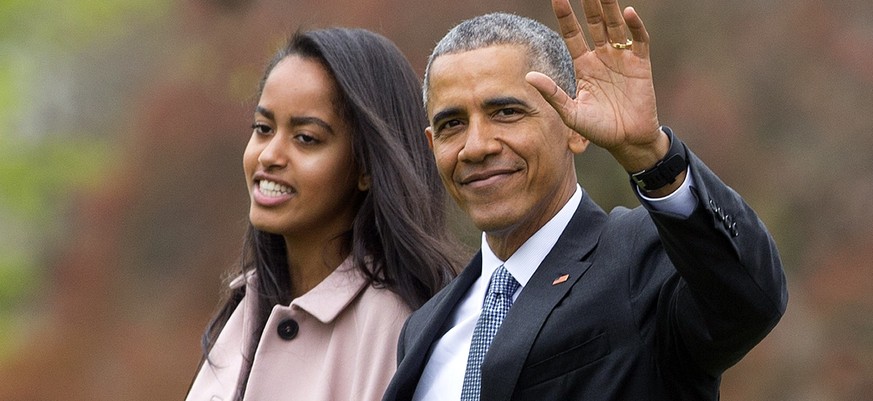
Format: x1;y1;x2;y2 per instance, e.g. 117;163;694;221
186;28;461;401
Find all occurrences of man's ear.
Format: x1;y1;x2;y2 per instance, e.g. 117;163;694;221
568;131;589;154
357;173;371;191
425;126;435;150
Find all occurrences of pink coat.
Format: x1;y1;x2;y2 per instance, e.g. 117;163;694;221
187;257;411;400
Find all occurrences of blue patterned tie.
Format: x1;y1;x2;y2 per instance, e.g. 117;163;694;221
460;265;520;401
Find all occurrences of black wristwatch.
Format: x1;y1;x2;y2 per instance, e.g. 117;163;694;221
630;126;688;192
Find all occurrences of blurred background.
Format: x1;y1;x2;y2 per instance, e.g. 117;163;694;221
1;0;871;399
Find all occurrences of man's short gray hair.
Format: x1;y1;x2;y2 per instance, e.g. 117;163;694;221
422;12;576;109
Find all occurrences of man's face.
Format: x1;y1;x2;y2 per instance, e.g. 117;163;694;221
425;44;587;252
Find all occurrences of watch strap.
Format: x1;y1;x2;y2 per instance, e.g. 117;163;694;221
630;126;688;191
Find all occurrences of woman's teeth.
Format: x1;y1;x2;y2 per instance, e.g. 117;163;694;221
258;180;292;197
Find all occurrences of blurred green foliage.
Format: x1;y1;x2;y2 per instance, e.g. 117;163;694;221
0;133;112;358
0;0;169;359
0;0;870;398
0;0;167;43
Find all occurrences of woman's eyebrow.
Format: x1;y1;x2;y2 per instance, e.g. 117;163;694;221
256;106;334;134
288;116;334;135
255;105;274;120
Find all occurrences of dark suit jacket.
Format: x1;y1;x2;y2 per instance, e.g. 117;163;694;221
382;149;788;401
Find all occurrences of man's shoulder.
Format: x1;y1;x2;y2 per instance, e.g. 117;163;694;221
603;204;658;232
606;204;649;219
593;204;664;262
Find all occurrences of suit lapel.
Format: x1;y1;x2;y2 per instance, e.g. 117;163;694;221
480;193;608;401
389;254;482;400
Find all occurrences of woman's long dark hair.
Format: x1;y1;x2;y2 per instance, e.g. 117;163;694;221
198;28;462;400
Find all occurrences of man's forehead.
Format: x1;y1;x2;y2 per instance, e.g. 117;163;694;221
430;44;528;72
427;46;531;97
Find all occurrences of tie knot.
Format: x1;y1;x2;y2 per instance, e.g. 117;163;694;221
489;265;519;297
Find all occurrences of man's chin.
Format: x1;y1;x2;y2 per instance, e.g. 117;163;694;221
470;214;519;240
465;207;508;231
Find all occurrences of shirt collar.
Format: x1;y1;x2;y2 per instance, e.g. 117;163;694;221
481;184;582;287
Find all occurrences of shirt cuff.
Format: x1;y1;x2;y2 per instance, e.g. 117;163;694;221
636;165;696;218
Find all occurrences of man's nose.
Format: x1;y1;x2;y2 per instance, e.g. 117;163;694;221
458;118;501;163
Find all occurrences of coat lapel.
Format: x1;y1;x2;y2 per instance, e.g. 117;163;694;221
388;253;482;400
480;193;608;401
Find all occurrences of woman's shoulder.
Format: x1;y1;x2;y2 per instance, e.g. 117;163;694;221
355;282;413;319
337;282;412;336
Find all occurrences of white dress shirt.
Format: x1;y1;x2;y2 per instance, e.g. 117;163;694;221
412;172;697;401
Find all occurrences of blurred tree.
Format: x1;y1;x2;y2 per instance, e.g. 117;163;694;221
1;0;871;400
0;0;169;359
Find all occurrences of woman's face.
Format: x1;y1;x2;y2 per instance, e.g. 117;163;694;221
243;55;363;241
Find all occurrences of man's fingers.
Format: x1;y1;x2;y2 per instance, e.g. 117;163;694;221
581;0;608;47
600;0;629;45
526;71;575;126
624;7;649;58
552;0;590;58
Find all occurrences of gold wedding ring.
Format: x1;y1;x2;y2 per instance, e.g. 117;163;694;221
610;39;633;50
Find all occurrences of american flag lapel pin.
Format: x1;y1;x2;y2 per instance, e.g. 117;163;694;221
552;274;570;285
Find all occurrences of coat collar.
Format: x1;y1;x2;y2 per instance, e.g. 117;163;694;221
236;255;369;324
292;256;369;323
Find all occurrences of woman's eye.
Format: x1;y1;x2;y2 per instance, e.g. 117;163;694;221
294;133;319;145
251;123;272;135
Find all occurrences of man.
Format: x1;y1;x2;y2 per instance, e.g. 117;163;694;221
383;0;787;399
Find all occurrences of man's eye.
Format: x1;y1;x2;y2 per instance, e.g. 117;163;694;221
444;120;462;129
434;119;463;135
493;108;526;122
